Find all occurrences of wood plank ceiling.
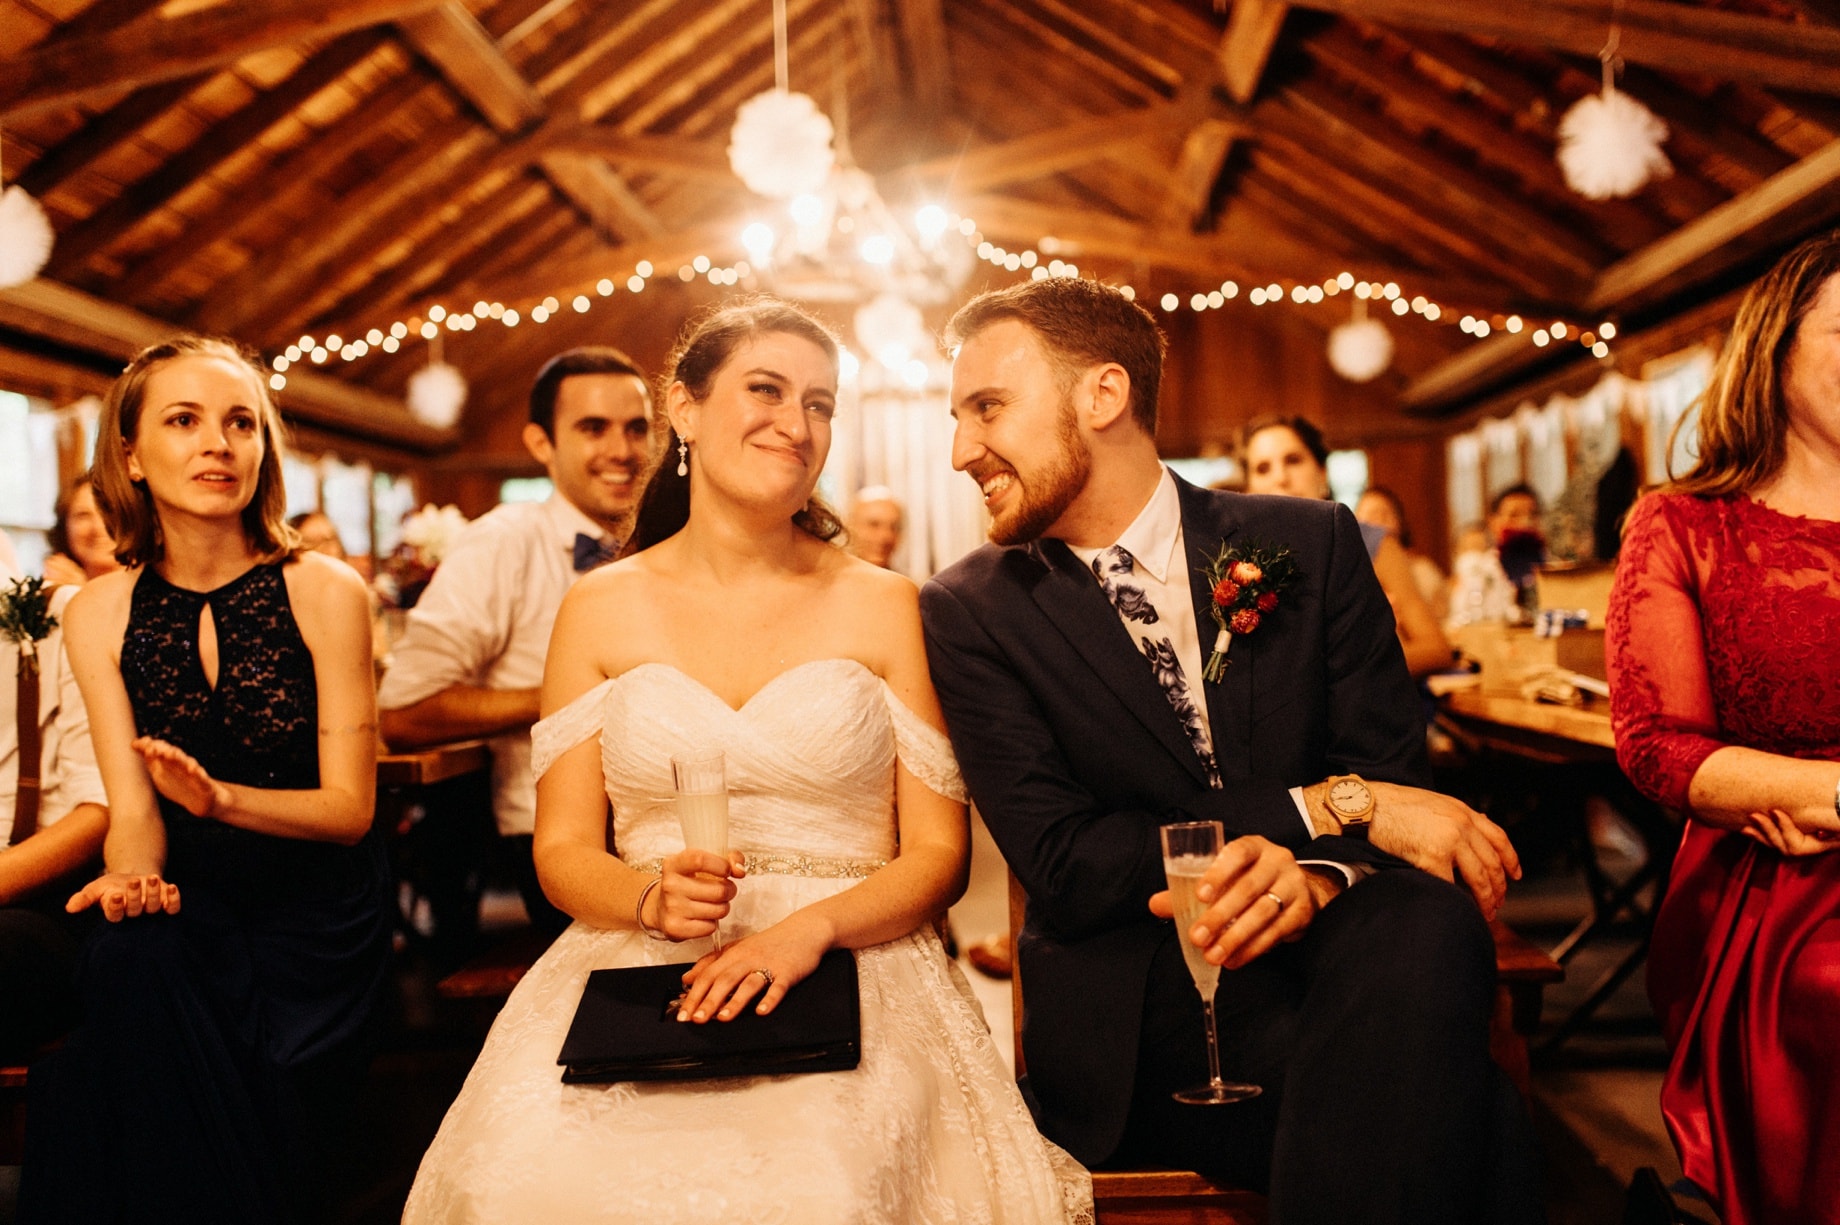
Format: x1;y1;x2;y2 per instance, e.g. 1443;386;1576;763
2;0;1838;450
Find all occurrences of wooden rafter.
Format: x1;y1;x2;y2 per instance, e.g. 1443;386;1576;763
1219;0;1290;103
397;3;545;135
1158;119;1242;232
11;73;207;198
451;222;738;307
45;32;387;279
900;101;1205;194
538;152;667;243
0;280;451;449
1281;0;1840;97
0;0;449;120
897;0;952;115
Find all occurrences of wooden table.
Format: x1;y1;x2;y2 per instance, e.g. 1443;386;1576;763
378;740;491;788
1435;685;1675;1056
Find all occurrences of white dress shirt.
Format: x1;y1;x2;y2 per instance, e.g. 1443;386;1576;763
378;494;609;836
2;583;106;845
1064;467;1344;871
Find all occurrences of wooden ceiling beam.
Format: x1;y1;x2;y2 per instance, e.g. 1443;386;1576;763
1273;77;1608;285
0;0;449;120
119;72;435;302
455;222;740;307
538;153;667;243
537;130;732;181
1586;137;1840;314
46;32;387;280
396;2;545;135
897;0;952;116
11;74;207;198
1158;119;1243;232
1280;0;1840;97
899;101;1203;194
0;280;452;450
1402;137;1840;411
1219;0;1290;104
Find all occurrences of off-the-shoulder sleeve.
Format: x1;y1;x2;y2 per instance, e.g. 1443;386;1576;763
1606;494;1726;810
880;681;969;803
530;679;615;781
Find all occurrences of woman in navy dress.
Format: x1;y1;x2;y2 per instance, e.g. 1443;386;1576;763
22;336;388;1223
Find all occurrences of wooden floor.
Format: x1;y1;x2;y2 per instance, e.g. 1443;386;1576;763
0;824;1695;1225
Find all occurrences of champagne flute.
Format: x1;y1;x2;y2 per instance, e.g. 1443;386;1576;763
1161;821;1262;1105
671;748;730;949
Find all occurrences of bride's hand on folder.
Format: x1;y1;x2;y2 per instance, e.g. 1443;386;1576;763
653;849;746;940
676;911;834;1024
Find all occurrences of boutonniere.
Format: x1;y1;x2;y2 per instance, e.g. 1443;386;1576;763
1;576;59;680
1201;541;1298;682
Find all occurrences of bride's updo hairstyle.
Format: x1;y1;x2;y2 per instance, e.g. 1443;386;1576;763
92;333;297;568
627;296;845;553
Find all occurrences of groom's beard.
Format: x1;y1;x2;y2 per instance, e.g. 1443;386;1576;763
983;395;1093;546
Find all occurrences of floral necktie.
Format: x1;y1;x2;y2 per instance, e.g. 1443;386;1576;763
1091;546;1221;788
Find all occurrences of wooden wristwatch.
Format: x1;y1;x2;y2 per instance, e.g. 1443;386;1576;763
1324;774;1375;840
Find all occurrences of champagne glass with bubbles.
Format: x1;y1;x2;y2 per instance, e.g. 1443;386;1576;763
1161;821;1262;1105
671;748;730;949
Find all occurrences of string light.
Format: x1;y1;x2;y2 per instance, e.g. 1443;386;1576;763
269;207;1616;381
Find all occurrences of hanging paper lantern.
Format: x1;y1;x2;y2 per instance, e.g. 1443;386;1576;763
1557;86;1671;200
728;90;836;200
0;185;55;288
854;293;928;369
406;361;467;428
1327;317;1394;383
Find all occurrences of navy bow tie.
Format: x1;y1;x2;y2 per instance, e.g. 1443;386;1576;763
573;533;619;572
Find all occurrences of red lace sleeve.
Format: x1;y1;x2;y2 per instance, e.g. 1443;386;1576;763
1606;494;1727;810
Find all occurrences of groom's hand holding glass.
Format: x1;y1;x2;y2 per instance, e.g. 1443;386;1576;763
1147;835;1338;970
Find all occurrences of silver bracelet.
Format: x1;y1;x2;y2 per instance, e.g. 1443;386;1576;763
1833;773;1840;824
635;876;671;941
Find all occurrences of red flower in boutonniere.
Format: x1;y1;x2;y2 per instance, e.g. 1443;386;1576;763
1200;541;1298;682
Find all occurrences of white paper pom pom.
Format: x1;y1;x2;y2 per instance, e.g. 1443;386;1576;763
0;185;55;288
1327;317;1394;383
728;89;835;199
406;361;467;429
1558;86;1671;200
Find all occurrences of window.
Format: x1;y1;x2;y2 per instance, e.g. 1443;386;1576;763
0;390;61;574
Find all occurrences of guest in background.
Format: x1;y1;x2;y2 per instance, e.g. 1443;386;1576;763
1489;484;1546;606
1607;231;1840;1225
1356;484;1449;618
379;347;656;940
289;509;347;560
0;558;107;1062
24;335;389;1223
41;474;121;588
845;484;904;569
1243;416;1453;677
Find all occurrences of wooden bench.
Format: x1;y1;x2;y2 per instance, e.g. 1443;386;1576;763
435;926;557;1002
1006;873;1562;1223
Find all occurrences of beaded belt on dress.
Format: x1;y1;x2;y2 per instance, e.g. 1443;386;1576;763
624;849;887;879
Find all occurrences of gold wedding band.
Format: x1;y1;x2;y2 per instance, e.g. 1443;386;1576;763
1264;891;1286;911
751;968;775;987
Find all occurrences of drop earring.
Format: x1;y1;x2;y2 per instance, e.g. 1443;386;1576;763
676;438;689;477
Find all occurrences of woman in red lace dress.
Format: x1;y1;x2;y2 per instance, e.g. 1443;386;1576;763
1607;230;1840;1225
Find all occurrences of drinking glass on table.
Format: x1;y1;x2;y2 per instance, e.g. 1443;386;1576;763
672;748;730;949
1160;820;1262;1105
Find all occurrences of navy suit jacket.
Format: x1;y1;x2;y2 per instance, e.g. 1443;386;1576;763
920;476;1429;1165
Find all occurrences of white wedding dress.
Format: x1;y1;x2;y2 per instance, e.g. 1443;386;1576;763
404;658;1092;1224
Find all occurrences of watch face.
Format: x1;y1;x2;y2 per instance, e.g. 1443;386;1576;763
1329;779;1369;815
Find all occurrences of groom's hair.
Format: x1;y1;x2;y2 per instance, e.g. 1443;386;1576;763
945;278;1166;433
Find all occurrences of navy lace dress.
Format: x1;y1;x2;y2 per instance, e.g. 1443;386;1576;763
22;562;390;1224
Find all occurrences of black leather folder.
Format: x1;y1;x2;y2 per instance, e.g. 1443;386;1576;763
557;948;861;1084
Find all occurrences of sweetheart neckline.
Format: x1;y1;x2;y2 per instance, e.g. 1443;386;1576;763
615;657;878;715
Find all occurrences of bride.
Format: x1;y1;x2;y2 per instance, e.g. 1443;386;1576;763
404;298;1091;1223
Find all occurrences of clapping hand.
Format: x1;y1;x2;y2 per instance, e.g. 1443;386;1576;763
68;872;180;922
1366;782;1521;919
133;737;227;819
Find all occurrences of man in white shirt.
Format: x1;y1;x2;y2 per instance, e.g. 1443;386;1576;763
2;560;108;1059
380;348;654;937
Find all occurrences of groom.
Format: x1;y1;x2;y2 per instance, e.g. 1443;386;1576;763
919;278;1540;1222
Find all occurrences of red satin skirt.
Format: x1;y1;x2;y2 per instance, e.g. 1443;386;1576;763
1648;824;1840;1225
